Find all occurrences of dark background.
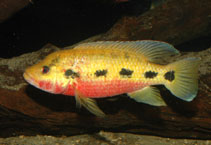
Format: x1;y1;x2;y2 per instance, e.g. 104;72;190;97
0;0;151;58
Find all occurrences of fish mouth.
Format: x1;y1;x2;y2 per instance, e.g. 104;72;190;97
23;72;67;94
23;72;53;93
23;71;69;94
23;72;38;87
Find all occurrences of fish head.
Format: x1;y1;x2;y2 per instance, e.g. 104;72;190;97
23;52;71;94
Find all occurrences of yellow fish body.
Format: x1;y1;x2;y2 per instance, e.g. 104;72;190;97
23;40;200;117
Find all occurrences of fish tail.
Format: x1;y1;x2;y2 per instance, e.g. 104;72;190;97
164;57;200;101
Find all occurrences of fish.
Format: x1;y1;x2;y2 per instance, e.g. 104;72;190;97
23;40;200;117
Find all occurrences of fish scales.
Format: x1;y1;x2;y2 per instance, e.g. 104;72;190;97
23;41;200;117
62;48;162;97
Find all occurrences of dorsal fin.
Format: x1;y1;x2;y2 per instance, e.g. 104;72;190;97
74;40;180;63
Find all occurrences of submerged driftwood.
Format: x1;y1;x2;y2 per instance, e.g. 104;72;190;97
0;0;210;139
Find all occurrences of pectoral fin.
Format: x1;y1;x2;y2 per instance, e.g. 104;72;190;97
75;91;105;117
128;86;166;106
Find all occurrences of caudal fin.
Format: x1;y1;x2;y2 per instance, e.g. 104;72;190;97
164;57;200;101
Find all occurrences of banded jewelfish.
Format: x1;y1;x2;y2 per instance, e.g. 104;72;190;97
23;40;200;117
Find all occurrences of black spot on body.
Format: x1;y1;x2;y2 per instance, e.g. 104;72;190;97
144;71;158;79
95;69;108;77
164;71;175;81
65;69;80;79
119;68;133;78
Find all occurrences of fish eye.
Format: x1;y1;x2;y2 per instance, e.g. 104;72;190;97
42;66;50;74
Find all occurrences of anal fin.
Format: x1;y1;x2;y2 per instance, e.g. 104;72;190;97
128;86;166;106
75;91;105;117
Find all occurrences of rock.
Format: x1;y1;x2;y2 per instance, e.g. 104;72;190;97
0;131;210;145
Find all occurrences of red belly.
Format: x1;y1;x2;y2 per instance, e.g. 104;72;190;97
75;79;147;98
